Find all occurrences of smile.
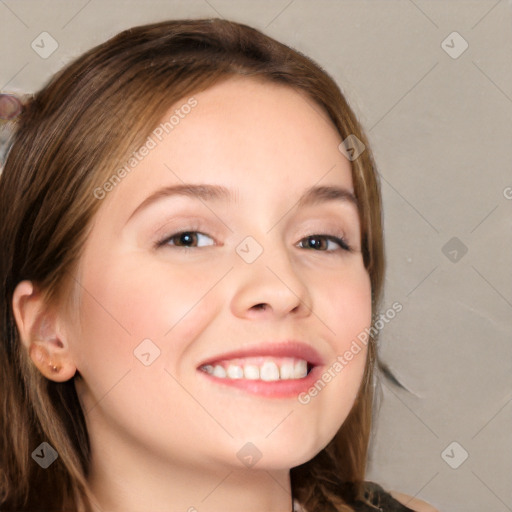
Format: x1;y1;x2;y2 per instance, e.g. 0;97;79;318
196;340;324;397
199;357;310;381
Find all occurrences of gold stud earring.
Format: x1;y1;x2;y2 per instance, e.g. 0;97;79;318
50;362;60;373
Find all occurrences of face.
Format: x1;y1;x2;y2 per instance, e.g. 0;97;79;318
68;77;372;472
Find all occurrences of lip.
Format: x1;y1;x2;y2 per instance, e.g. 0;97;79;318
197;340;325;368
196;340;325;398
198;364;325;398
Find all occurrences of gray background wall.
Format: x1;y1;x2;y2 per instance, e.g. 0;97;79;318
1;1;511;511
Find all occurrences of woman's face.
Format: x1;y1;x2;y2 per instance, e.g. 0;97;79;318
69;77;372;471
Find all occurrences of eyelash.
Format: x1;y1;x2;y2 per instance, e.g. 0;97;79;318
154;227;352;253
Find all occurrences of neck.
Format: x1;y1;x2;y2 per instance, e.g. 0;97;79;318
85;431;294;512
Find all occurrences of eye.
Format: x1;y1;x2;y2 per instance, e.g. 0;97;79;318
156;230;215;249
297;234;351;252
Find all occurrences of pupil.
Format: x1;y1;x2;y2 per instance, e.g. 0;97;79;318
180;232;195;245
309;237;323;249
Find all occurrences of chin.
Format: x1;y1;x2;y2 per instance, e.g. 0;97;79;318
222;428;329;471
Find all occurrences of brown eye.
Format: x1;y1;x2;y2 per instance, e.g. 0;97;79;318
156;231;214;248
298;235;350;252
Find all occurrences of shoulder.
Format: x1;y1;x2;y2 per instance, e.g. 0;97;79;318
389;490;440;512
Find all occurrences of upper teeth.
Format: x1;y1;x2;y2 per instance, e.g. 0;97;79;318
201;357;308;381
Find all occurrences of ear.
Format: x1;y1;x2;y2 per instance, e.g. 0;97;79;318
12;280;77;382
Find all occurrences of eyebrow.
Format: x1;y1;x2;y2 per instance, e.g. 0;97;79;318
126;183;359;223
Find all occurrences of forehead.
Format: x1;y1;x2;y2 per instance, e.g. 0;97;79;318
182;76;341;159
96;76;355;222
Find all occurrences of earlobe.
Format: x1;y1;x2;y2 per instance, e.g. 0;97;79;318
12;280;77;382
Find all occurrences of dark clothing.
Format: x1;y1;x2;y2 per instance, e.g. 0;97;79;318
293;481;417;511
356;481;416;511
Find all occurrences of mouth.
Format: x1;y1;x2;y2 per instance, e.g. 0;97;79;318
199;356;314;381
196;341;324;398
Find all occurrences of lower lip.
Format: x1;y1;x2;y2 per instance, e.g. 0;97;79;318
197;365;324;398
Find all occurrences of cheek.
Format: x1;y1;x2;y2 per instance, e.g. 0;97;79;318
69;256;224;453
70;255;225;382
319;261;373;348
295;263;371;440
100;256;226;337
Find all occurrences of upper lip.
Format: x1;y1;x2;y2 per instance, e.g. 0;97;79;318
197;340;325;368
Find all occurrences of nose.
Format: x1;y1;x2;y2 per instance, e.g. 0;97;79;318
230;239;313;321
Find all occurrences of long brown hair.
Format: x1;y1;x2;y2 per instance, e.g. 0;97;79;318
0;18;385;512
